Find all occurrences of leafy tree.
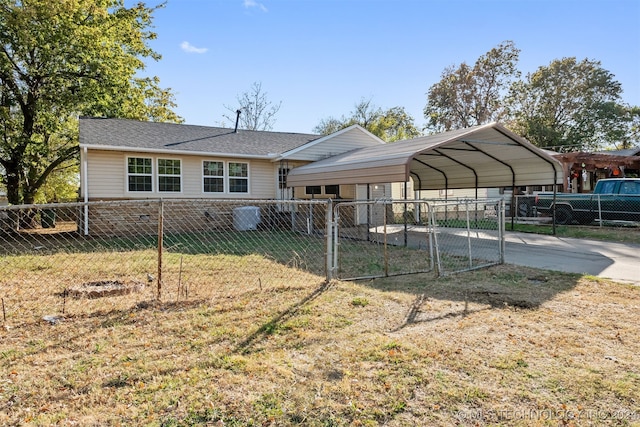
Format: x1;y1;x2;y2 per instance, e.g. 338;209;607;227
224;81;282;131
617;105;640;149
506;57;626;152
424;40;520;132
314;99;420;142
0;0;181;206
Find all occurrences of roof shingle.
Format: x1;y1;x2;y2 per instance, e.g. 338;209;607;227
79;117;321;157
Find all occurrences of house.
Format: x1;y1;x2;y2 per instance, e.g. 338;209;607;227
547;146;640;193
78;117;386;204
79;119;563;233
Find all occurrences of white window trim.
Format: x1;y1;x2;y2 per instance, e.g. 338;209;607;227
126;156;154;193
228;161;250;194
202;159;226;194
157;157;183;193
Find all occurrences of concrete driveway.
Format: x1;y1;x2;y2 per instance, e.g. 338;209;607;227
504;231;640;285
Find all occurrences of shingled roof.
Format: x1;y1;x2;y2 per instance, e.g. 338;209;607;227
79;117;321;158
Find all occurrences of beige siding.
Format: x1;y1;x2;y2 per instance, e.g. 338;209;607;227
284;127;382;161
87;150;126;199
418;188;490;199
86;149;279;200
251;159;277;198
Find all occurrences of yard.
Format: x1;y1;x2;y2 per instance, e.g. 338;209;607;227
1;261;639;426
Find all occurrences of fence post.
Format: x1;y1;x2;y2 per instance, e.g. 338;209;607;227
383;201;389;277
325;199;333;282
465;200;473;268
430;204;441;276
499;199;505;264
157;199;164;300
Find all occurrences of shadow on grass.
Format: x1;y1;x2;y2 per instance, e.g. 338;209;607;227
363;264;582;332
233;280;333;355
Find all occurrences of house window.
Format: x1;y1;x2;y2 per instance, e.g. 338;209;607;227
279;168;290;189
127;157;152;192
203;161;224;193
158;159;181;192
306;186;321;195
324;185;339;195
229;162;249;193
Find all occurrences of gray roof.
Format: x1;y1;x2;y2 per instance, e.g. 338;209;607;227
598;146;640;157
79;117;321;158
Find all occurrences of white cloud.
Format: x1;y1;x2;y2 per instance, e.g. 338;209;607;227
180;41;208;54
243;0;267;12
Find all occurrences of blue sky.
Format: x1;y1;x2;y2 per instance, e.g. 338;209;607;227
139;0;640;134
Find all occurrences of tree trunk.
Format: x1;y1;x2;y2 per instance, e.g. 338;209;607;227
5;163;22;206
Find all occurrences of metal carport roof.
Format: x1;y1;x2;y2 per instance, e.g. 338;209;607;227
286;122;563;190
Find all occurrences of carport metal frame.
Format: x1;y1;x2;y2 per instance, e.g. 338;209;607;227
288;123;563;233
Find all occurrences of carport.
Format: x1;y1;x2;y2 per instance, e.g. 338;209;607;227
287;122;563;194
287;123;565;279
288;123;564;228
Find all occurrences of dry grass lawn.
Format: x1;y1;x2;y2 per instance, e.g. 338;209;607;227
1;263;640;426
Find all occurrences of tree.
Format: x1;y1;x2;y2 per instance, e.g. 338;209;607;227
0;0;181;206
314;99;420;142
224;82;281;131
424;40;520;132
506;57;626;152
617;105;640;150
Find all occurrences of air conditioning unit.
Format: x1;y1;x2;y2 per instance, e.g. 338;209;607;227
233;206;260;231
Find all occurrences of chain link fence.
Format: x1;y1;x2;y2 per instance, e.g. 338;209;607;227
506;194;640;228
333;200;434;280
428;198;505;276
332;198;504;280
0;199;328;326
1;197;506;325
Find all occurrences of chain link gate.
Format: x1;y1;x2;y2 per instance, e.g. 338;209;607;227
331;198;505;281
427;198;505;276
331;200;436;280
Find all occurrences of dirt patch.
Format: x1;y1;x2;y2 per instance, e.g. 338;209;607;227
66;280;145;299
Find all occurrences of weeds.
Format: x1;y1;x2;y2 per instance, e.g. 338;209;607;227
1;265;639;425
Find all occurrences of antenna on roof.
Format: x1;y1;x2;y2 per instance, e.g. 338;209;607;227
234;109;241;133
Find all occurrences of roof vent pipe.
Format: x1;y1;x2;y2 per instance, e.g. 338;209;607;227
234;109;241;133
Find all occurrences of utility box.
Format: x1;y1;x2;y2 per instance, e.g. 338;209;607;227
233;206;260;231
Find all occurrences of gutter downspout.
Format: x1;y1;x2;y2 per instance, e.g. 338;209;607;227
82;146;89;235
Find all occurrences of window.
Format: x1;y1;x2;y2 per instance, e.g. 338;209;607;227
158;159;181;192
324;185;339;195
620;181;640;195
599;180;616;194
279;168;290;189
127;157;152;192
229;162;249;193
305;186;321;195
203;161;224;193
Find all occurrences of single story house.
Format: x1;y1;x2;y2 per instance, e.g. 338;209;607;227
79;118;563;234
80;118;563;204
79;117;386;204
80;117;564;202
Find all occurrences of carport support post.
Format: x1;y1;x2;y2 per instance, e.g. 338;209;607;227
366;184;371;242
